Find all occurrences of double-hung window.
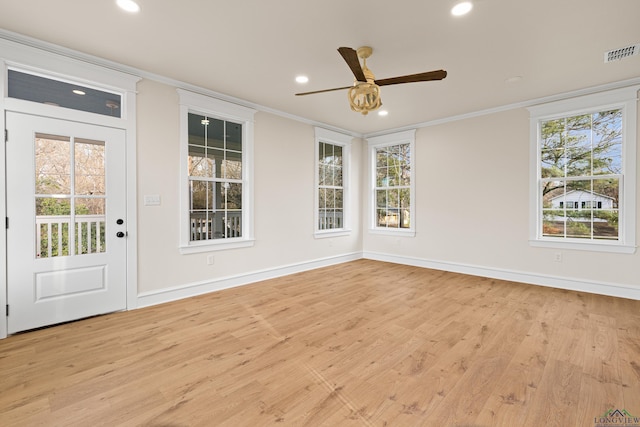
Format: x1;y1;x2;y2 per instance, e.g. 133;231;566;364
315;128;351;236
528;86;638;253
178;90;256;253
368;130;415;236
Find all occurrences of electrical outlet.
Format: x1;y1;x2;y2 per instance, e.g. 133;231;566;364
554;252;562;263
206;254;215;265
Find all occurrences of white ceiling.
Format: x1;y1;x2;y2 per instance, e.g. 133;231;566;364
1;0;639;135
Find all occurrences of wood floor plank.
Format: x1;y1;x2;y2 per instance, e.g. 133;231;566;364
521;358;583;427
474;320;550;426
617;322;640;410
1;259;639;426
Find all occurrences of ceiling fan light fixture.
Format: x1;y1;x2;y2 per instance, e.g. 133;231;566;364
295;46;446;115
348;82;381;115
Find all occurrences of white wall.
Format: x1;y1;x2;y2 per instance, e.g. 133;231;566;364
137;79;638;303
363;107;640;297
135;79;362;301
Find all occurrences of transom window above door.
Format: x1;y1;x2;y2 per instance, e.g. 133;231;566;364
8;69;122;118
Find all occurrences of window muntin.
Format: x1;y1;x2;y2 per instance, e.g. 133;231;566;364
540;110;622;241
318;142;344;230
188;113;243;241
8;69;122;118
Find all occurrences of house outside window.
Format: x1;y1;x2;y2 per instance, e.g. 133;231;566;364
314;128;351;237
178;90;256;253
368;130;415;236
528;86;638;253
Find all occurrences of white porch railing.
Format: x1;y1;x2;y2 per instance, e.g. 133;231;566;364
36;215;106;258
190;211;242;241
318;210;343;230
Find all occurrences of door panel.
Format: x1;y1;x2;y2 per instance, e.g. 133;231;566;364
6;112;127;334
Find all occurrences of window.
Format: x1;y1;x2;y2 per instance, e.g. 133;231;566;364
178;90;256;253
8;69;122;118
188;113;242;240
368;130;415;235
315;128;351;236
528;86;638;253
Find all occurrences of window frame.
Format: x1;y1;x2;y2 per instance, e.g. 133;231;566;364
528;86;638;253
367;129;416;237
314;128;352;238
178;89;256;254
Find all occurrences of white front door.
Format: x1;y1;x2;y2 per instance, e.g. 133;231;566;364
6;112;127;334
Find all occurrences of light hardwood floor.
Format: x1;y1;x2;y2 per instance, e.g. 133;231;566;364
1;259;639;426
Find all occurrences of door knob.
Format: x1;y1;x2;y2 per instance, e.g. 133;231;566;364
116;231;126;238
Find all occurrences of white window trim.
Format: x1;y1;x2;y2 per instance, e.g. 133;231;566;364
314;127;352;238
178;89;256;254
367;129;416;237
527;85;638;254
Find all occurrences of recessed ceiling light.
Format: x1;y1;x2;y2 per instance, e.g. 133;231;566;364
378;110;389;117
116;0;140;13
295;75;309;84
72;89;86;96
451;1;473;16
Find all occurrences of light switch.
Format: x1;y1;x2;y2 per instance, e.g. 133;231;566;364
144;194;161;206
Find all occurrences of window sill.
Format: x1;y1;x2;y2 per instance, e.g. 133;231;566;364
529;239;637;254
369;228;416;237
314;229;352;239
179;238;255;254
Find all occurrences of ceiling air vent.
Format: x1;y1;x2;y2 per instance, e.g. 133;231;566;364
604;44;640;63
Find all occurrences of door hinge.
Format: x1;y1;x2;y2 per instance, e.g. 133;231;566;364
5;305;8;316
4;129;7;142
5;217;8;229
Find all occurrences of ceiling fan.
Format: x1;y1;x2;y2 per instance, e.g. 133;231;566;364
296;46;447;115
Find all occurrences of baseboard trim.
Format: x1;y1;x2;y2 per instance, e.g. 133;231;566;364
137;250;640;310
363;251;640;301
136;252;363;308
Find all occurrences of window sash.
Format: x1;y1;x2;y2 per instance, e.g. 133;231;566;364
539;175;621;241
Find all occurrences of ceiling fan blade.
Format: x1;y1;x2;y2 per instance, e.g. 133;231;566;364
295;86;352;96
375;69;447;86
338;47;367;82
